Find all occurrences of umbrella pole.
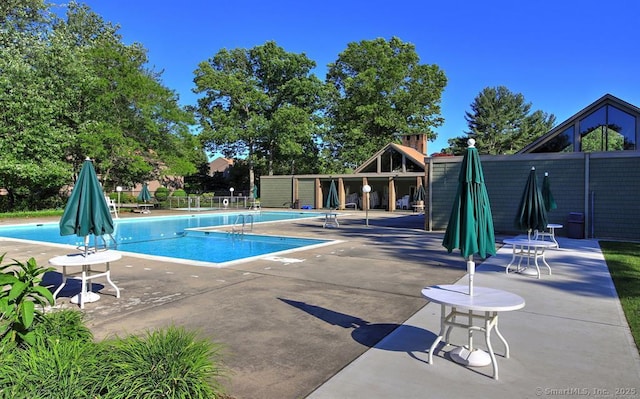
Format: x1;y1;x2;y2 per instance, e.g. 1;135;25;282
467;257;474;350
84;235;89;256
450;254;492;367
467;256;474;296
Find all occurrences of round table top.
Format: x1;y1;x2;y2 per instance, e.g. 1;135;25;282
503;238;557;248
547;223;563;228
421;284;525;312
49;250;121;266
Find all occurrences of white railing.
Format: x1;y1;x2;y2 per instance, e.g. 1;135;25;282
168;195;251;210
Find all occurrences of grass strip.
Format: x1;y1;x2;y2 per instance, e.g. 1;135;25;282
600;241;640;354
0;210;64;219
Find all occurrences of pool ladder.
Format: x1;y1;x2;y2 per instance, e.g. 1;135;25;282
76;234;117;253
232;214;254;235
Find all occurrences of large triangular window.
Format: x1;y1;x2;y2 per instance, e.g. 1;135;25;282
579;105;636;152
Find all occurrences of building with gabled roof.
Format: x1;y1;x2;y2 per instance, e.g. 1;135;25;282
208;157;234;177
260;93;640;240
260;134;430;212
519;93;639;154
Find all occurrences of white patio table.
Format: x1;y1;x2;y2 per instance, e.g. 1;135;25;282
503;237;556;279
49;250;121;309
323;212;339;228
421;285;525;380
534;223;563;248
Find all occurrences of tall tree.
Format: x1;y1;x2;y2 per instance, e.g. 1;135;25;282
192;41;329;183
56;3;200;189
326;37;447;170
448;86;556;155
0;0;71;210
0;2;202;210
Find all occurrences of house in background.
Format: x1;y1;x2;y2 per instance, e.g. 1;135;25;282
209;157;234;178
121;158;233;198
130;176;184;198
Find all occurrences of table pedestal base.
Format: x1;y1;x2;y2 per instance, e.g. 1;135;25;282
518;267;540;276
450;346;492;367
70;291;100;305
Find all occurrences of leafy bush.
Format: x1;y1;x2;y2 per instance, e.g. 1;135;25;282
0;310;98;398
0;257;228;397
155;186;169;201
0;255;54;347
0;335;104;399
99;325;227;398
0;315;228;398
172;189;187;197
108;192;137;204
32;309;93;344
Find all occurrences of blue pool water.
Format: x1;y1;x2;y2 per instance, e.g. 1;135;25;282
0;212;331;265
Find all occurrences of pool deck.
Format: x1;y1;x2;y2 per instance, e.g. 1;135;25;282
1;209;639;399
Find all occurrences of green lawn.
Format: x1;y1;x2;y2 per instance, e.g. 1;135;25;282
0;209;63;219
600;241;640;354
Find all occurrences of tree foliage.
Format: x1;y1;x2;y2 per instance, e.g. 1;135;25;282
326;37;447;170
192;41;330;179
448;86;556;155
580;125;625;152
0;2;202;211
58;3;201;188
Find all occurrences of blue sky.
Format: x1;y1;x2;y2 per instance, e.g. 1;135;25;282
64;0;640;155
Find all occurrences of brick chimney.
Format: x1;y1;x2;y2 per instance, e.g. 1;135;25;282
401;134;427;155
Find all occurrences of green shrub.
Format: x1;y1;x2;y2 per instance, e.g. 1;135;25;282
0;319;228;398
108;192;137;203
99;325;227;398
0;255;54;347
172;189;187;197
32;309;93;344
0;335;104;399
155;186;169;201
0;310;100;398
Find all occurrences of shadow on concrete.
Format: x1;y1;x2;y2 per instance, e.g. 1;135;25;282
279;297;436;354
42;270;104;298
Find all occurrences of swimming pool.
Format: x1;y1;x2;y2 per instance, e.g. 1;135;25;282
0;211;334;266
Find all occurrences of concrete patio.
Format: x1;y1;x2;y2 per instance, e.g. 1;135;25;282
1;209;638;398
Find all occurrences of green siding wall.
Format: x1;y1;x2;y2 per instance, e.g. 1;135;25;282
260;177;292;208
261;153;640;240
430;162;460;229
431;152;639;240
298;179;316;208
589;157;640;239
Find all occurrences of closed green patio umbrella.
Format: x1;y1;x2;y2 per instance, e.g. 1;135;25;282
441;138;496;366
59;158;114;255
138;183;152;203
252;184;259;200
442;139;496;296
515;167;548;239
542;172;557;212
325;180;339;209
